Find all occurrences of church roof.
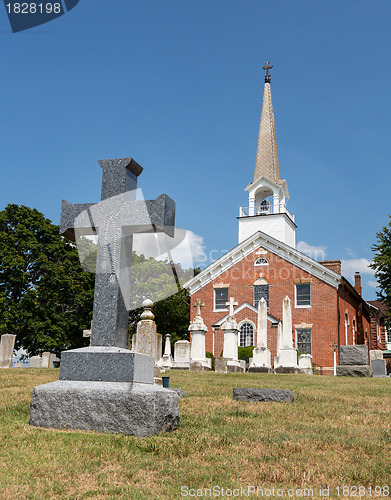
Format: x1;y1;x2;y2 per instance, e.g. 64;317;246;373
253;77;280;184
184;230;342;294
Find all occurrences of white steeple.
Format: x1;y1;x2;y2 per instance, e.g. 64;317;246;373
238;63;296;247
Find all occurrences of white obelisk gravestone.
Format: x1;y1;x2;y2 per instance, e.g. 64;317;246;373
249;298;271;372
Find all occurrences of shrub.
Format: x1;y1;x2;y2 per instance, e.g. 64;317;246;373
238;346;254;363
206;351;215;371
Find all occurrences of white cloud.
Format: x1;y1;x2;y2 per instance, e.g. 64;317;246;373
169;230;207;268
340;258;375;283
297;241;327;261
367;280;379;289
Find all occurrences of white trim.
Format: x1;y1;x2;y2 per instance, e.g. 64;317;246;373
184;230;341;295
344;313;349;345
213;301;279;327
294;283;311;309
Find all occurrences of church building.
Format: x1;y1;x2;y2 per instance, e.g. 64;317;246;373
184;63;387;374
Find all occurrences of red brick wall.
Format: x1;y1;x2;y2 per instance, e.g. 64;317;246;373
370;316;387;351
338;285;371;350
190;246;339;371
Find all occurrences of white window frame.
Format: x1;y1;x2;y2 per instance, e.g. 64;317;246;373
238;320;255;347
213;287;229;312
295;283;311;308
254;257;269;266
344;313;349;345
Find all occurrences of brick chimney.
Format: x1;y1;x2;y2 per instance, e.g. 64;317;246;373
354;272;362;296
319;260;341;275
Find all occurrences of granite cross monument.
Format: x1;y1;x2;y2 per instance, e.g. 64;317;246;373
30;157;180;436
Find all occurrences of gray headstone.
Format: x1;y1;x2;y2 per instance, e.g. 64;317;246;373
371;358;388;378
339;345;369;366
29;356;42;368
215;357;228;373
59;347;154;383
30;381;180;437
336;365;373;377
233;388;294;403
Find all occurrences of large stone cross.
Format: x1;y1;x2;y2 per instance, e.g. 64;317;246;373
193;298;204;319
226;297;238;321
60;157;175;349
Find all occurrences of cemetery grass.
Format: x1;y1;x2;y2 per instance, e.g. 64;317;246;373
0;371;390;500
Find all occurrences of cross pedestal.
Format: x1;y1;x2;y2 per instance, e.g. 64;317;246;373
30;158;180;436
189;299;211;371
221;297;244;373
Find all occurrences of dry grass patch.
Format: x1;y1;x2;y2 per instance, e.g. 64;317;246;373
0;369;389;498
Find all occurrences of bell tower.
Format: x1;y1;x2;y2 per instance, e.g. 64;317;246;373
238;62;296;247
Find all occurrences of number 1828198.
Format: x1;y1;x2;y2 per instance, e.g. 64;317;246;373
5;3;62;14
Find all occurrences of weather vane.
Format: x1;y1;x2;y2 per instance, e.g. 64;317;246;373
263;61;273;83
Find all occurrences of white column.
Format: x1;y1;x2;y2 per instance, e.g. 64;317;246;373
273;193;279;214
223;329;239;361
249;196;255;216
276;322;282;357
282;296;293;349
257;298;268;348
164;334;171;356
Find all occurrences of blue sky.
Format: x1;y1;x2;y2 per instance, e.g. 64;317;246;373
1;0;390;300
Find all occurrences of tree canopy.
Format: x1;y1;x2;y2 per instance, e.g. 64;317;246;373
128;253;197;345
371;215;391;320
0;204;95;355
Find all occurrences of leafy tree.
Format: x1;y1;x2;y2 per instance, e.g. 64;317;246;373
0;204;95;355
371;215;391;321
128;253;199;349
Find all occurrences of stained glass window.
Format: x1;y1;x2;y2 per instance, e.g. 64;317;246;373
296;328;312;354
254;284;269;307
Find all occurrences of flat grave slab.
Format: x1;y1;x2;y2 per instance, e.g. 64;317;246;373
233;388;294;403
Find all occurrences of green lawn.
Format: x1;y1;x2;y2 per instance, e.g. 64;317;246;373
0;369;390;499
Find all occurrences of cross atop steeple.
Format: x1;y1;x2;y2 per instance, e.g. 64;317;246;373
252;62;279;183
263;61;273;83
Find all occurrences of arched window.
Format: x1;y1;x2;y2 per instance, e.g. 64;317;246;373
352;318;356;346
239;322;254;347
254;277;269;307
254;257;269;266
